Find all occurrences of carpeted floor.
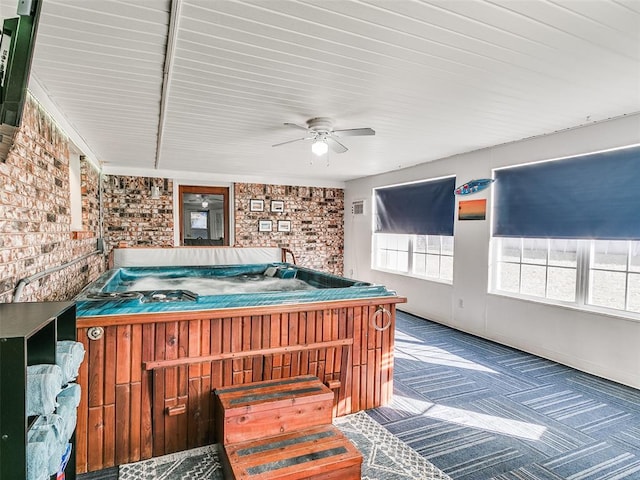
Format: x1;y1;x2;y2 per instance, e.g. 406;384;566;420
368;311;640;480
116;411;451;480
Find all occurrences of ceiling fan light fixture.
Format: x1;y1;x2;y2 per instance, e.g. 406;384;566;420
273;117;374;154
311;139;328;156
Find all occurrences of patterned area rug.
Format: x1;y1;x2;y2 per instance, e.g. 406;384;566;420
335;410;452;480
118;411;451;480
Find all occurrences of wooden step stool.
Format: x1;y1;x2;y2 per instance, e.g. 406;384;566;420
214;375;334;445
221;424;362;480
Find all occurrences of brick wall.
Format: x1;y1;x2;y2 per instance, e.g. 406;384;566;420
100;179;344;275
234;183;344;275
102;175;173;252
0;95;105;303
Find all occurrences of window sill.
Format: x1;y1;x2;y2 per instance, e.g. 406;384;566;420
372;267;453;285
488;290;640;324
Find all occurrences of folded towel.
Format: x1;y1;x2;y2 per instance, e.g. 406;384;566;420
56;341;85;384
26;364;63;416
29;414;66;475
55;402;77;441
57;382;81;408
26;441;49;480
56;383;81;439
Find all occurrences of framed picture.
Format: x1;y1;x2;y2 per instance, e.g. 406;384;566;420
458;199;487;221
258;220;273;232
250;199;264;212
271;200;285;213
277;220;291;232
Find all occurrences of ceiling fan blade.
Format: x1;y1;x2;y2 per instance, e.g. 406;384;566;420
284;122;309;131
272;137;309;147
332;127;375;137
326;136;348;153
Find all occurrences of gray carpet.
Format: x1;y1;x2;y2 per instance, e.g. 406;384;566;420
117;411;451;480
368;311;640;480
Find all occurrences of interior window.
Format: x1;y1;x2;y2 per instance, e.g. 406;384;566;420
179;185;229;246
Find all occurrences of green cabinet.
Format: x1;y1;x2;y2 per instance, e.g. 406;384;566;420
0;301;76;480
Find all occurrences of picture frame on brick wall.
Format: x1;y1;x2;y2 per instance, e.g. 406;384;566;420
271;200;284;213
258;220;273;232
250;199;264;212
277;220;291;232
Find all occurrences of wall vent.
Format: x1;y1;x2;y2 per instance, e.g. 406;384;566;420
351;199;365;215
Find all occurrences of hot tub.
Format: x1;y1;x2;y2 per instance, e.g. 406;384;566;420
73;263;406;473
76;263;396;317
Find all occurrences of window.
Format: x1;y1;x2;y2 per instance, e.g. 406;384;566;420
590;240;640;313
495;238;577;301
493;238;640;316
69;152;82;230
491;145;640;319
190;211;208;230
375;233;409;273
413;234;454;281
374;234;454;282
373;176;456;283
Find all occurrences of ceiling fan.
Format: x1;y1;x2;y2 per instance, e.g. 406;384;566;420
272;117;375;155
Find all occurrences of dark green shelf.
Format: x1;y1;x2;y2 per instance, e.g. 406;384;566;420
0;301;77;480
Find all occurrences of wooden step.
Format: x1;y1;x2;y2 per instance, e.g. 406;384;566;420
214;375;334;445
221;424;362;480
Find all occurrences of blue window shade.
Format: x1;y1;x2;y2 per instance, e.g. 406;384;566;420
374;177;456;235
494;146;640;239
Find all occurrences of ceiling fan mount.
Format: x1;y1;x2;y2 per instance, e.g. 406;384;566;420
306;117;334;134
273;117;375;154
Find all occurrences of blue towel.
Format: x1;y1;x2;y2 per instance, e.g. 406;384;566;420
26;441;49;480
56;341;85;384
59;443;73;474
28;415;66;476
26;364;63;416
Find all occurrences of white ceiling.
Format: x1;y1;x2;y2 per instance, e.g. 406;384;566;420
5;0;640;184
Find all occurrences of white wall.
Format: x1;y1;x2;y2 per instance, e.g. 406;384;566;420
344;114;640;389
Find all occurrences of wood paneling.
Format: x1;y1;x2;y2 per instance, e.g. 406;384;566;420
75;298;404;473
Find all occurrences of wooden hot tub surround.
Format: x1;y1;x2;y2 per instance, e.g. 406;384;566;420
74;296;405;473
